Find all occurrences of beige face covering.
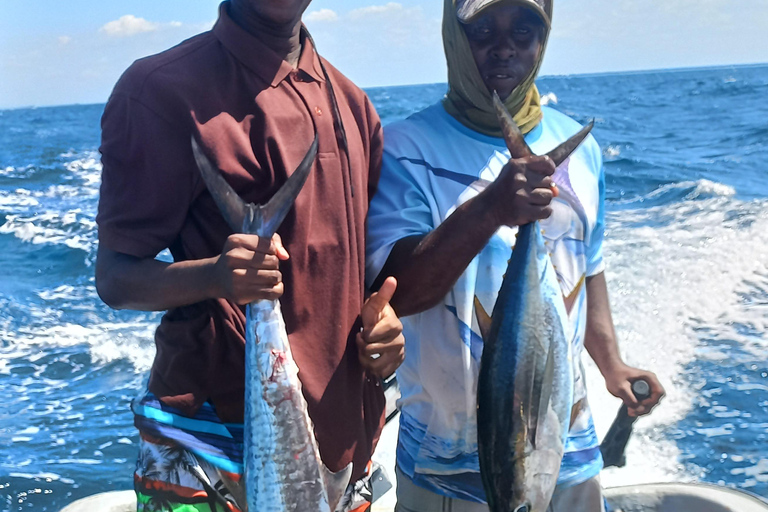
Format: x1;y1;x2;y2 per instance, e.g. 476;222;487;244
441;0;552;137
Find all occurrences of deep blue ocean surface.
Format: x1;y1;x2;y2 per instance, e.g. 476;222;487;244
1;64;767;511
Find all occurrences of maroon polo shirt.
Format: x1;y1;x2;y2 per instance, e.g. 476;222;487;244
97;2;385;479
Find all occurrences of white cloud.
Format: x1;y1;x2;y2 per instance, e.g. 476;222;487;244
58;36;72;46
349;2;405;19
306;9;339;23
99;15;160;37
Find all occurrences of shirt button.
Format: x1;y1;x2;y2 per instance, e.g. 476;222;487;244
291;70;302;82
315;106;323;116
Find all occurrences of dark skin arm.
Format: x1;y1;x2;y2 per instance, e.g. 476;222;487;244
374;154;556;317
95;233;289;311
96;233;404;377
584;272;665;416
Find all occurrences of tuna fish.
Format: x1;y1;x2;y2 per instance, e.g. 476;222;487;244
475;93;593;512
191;135;352;512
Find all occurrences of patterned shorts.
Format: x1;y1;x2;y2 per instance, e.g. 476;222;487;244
134;433;388;512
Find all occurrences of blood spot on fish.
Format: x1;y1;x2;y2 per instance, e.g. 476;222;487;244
269;350;288;382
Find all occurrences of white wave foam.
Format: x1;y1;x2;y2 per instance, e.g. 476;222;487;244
731;459;768;488
6;316;157;373
36;285;79;301
691;180;737;197
64;156;101;173
0;164;34;178
64;152;102;192
589;196;768;487
37;184;97;199
0;210;96;252
7;472;74;485
605;145;621;158
615;179;736;206
541;92;558;105
65;154;102;185
0;189;39;209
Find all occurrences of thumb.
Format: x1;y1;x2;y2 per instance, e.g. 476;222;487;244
362;277;397;330
272;233;290;260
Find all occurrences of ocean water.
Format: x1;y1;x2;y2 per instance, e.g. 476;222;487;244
1;64;767;511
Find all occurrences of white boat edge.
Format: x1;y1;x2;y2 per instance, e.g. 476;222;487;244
58;482;768;512
603;482;768;512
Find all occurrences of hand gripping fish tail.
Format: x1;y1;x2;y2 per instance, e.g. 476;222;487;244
192;135;352;512
491;91;593;200
476;94;593;512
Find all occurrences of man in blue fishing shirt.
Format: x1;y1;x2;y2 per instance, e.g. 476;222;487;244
365;0;665;511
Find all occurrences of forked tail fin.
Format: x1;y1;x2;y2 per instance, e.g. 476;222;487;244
191;135;319;236
545;122;594;167
491;91;594;167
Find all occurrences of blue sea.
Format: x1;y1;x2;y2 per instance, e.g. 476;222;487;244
1;64;767;511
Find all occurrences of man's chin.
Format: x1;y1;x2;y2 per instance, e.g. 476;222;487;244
484;78;520;101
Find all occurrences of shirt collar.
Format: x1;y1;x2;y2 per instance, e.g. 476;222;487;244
213;2;325;88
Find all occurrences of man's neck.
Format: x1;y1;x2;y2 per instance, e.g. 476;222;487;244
229;3;303;67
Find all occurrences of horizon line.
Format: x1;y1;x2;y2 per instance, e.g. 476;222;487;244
2;61;766;112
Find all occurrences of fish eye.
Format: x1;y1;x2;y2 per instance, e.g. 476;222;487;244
514;504;530;512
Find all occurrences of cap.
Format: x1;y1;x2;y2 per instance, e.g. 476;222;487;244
456;0;552;27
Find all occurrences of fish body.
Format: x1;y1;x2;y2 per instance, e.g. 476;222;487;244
192;136;351;512
476;92;594;512
477;221;573;512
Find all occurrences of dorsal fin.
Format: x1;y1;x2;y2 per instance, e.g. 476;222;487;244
474;296;493;342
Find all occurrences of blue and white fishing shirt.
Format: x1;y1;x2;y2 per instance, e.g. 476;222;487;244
366;102;606;502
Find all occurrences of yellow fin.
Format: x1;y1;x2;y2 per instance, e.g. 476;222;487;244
474;296;492;342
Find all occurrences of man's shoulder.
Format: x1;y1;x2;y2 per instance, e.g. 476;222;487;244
111;31;218;102
384;102;452;153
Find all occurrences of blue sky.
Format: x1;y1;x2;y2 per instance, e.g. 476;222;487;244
1;0;767;109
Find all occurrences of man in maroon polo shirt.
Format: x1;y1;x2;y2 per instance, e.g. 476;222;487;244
95;0;405;510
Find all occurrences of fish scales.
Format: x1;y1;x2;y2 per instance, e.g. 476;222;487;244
192;135;351;512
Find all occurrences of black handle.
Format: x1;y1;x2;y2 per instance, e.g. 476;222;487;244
631;379;651;402
599;379;651;468
615;379;651;430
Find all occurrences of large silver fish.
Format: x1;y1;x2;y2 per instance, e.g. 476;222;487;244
191;135;352;512
475;93;593;512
